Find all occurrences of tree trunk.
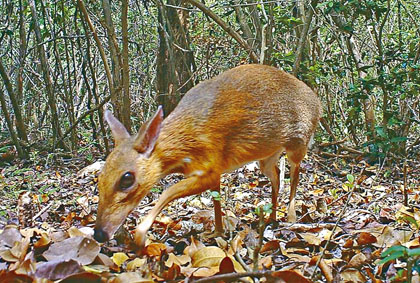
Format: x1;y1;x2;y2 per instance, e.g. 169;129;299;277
121;0;132;132
0;60;29;144
29;0;67;150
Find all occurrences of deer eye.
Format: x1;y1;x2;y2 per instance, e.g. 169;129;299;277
119;172;135;190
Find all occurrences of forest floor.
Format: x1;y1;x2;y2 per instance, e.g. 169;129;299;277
0;150;419;282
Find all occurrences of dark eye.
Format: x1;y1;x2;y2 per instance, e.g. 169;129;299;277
119;172;135;190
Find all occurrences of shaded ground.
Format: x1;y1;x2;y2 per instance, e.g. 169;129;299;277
0;151;419;282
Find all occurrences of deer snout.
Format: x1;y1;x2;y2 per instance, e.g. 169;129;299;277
93;227;109;243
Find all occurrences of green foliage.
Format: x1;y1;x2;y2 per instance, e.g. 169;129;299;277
255;203;272;215
210;190;221;201
380;245;420;281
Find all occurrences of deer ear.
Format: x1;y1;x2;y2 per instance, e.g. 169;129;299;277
134;106;164;156
104;110;130;146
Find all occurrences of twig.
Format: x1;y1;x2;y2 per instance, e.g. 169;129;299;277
235;250;251;272
33;201;55;221
191;270;273;283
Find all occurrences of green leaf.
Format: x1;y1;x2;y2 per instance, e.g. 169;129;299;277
378;251;405;265
210;190;221;201
408;248;420;257
262;203;273;214
381;245;407;258
390;137;407;143
346;174;355;184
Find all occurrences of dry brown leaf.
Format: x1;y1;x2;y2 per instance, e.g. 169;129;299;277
230;233;244;253
299;233;322;246
218;256;235;274
59;271;102;283
0;225;22;250
260;240;280;254
144;242;167;260
375;226;413;247
67;226;87;238
165;253;191;267
35;259;83;280
356;232;377;246
126;258;147;271
271;270;311;283
340;268;367;283
191;246;245;273
34;233;51;249
162;263;181;281
184;236;205;257
43;236;100;265
348;252;367;268
110;272;154;283
259;256;272;269
111;252;129;267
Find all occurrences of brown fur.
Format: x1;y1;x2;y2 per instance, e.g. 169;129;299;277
94;64;322;249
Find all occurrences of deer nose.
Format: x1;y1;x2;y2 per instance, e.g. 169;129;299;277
93;227;109;243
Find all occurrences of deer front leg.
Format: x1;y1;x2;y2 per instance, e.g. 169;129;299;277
134;172;220;251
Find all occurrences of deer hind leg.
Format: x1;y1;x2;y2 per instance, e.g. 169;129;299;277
259;151;282;221
285;139;308;223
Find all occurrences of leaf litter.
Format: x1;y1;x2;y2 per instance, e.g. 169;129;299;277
0;153;419;282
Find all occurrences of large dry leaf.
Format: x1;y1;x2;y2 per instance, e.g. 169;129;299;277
165;253;191;267
60;271;102;283
111;252;129;267
184;236;205;257
144;243;167;260
0;226;22;251
191;246;245;273
35;259;83;280
271;270;311;283
340;268;367;283
110;272;154;283
43;236;100;265
0;270;33;283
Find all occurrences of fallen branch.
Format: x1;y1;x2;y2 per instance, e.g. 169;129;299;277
275;222;337;232
33;201;55;221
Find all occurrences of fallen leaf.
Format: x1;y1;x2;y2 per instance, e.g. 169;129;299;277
162;263;181;281
218;256;235;274
260;240;280;254
0;225;22;250
126;258;147;271
340;268;366;282
348;253;367;268
43;236;100;265
165;253;190;267
111;252;129;267
110;272;154;283
184;236;205;257
144;243;167;260
191;246;245;273
35;259;83;280
271;270;311;282
356;232;377;246
60;271;102;283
